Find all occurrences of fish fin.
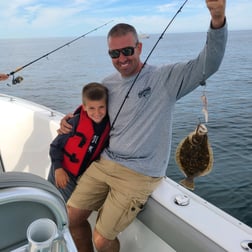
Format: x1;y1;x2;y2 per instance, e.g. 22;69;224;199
179;178;195;190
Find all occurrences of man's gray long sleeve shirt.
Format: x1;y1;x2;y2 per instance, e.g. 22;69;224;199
102;23;228;177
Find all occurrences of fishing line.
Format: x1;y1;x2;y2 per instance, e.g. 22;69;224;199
7;20;114;85
111;0;189;130
200;33;208;124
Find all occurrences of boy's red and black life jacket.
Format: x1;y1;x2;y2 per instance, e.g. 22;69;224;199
62;108;110;176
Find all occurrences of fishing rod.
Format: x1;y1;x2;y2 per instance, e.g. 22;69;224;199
111;0;188;130
7;20;114;85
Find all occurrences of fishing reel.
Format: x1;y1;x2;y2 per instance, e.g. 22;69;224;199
12;75;23;85
7;75;24;86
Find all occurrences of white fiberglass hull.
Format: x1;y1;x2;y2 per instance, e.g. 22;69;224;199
0;93;251;252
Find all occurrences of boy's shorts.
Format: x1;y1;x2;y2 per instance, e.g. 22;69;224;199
47;167;77;202
67;157;162;240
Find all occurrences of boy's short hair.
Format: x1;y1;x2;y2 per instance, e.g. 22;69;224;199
82;82;108;105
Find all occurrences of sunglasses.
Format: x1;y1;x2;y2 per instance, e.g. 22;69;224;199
108;45;137;59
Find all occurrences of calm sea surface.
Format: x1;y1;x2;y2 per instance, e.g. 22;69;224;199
0;30;252;227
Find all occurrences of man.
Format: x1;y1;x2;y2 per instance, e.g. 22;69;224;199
60;1;227;251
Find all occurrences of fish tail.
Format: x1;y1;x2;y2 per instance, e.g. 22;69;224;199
179;178;195;190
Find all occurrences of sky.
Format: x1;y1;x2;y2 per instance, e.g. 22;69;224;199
0;0;251;39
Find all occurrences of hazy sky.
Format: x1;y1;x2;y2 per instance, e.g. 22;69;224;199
0;0;251;39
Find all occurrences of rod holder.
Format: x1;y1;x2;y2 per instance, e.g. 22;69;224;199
27;218;59;252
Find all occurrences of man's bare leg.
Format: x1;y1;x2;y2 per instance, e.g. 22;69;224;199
67;205;94;252
93;228;120;252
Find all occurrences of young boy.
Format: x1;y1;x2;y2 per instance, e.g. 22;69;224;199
48;82;110;201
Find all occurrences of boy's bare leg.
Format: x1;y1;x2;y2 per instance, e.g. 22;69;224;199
67;206;94;252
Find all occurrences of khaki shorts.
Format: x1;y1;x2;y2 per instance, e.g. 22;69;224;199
67;157;162;240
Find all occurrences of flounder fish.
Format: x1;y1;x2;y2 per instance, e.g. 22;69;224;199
175;124;213;190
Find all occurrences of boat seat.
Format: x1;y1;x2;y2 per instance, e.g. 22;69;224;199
0;171;69;252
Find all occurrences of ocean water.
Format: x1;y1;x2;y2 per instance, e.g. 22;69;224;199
0;30;252;227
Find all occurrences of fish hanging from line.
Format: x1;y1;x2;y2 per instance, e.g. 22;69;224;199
175;124;213;190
